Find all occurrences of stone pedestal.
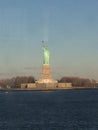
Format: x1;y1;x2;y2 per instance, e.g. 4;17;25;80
41;64;52;79
36;64;58;86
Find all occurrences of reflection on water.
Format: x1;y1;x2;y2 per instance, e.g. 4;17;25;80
0;89;98;130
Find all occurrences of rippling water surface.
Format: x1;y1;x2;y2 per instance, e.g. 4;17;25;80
0;89;98;130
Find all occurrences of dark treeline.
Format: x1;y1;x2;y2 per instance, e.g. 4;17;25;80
59;77;98;87
0;76;35;88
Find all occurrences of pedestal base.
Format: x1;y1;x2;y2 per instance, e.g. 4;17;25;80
36;64;58;87
41;64;52;79
36;78;58;83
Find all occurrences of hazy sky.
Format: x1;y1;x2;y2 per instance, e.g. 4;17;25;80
0;0;98;79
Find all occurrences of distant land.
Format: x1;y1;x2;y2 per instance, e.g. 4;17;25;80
0;76;98;90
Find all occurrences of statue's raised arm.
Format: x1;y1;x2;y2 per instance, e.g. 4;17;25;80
42;45;50;65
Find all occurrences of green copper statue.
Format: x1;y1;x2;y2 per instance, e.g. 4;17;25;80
42;44;50;65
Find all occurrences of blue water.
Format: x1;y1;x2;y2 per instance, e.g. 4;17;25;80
0;89;98;130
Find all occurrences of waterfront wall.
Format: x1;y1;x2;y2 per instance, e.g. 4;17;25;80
21;82;72;89
58;83;72;88
21;83;36;89
36;83;58;88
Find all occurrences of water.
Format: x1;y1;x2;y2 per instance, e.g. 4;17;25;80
0;89;98;130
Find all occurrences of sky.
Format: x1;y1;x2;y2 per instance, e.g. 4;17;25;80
0;0;98;80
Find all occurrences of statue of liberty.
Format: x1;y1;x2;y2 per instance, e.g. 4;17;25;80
42;41;50;65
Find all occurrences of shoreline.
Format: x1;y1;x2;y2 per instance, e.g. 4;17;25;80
0;87;98;91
